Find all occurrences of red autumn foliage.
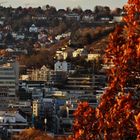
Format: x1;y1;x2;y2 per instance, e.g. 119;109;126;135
72;102;97;140
135;113;140;140
72;0;140;139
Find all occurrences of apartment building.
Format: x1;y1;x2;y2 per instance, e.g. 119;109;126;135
29;65;50;81
64;76;94;95
0;60;19;109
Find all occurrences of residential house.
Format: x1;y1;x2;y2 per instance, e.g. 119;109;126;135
64;13;80;21
0;110;28;135
8;101;32;117
87;53;101;61
29;24;38;33
82;15;95;23
72;48;88;58
113;16;123;23
55;50;68;60
54;61;71;72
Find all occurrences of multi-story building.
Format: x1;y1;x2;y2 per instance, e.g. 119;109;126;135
32;100;41;117
0;110;28;135
59;99;78;135
48;70;67;87
64;76;94;96
54;61;71;72
32;98;56;132
29;65;50;81
0;61;19;109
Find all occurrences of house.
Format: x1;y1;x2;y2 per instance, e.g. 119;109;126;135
87;53;101;61
0;110;28;135
29;24;38;33
39;65;50;81
16;33;25;40
54;61;71;72
38;31;48;43
32;16;47;20
55;50;68;60
82;15;95;23
19;80;46;93
65;13;80;21
8;101;32;116
113;16;123;22
72;48;88;58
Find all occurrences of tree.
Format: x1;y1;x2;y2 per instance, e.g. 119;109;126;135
72;7;83;14
12;128;67;140
72;102;98;140
72;0;140;139
12;128;53;140
135;113;140;139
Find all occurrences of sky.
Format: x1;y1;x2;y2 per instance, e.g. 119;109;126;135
0;0;127;10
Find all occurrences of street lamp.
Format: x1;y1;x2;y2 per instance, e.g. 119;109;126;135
44;118;47;132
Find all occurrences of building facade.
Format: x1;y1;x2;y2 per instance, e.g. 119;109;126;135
54;61;71;72
0;61;19;109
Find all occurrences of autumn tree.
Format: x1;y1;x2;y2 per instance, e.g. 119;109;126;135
12;128;67;140
12;128;53;140
135;113;140;139
72;0;140;140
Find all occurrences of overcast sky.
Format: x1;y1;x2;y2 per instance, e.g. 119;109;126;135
0;0;127;10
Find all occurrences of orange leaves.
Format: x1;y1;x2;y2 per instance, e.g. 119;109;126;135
72;0;140;140
135;113;140;132
72;102;97;140
13;128;68;140
136;38;140;57
135;113;140;139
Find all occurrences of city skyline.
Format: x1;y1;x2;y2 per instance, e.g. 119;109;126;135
0;0;127;10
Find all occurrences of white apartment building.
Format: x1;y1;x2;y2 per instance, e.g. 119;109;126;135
0;61;19;108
